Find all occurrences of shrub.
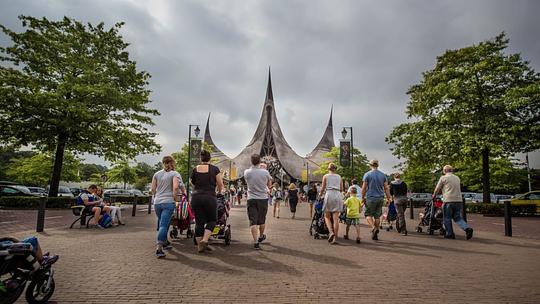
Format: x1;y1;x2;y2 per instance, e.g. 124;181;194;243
466;203;537;216
0;196;75;209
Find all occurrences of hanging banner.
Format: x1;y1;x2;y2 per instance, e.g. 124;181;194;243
339;140;351;167
301;169;308;183
230;167;237;180
190;139;202;165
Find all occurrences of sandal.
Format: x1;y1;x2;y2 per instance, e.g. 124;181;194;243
198;240;208;253
328;233;336;243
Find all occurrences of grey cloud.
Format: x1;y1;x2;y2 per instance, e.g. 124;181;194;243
1;0;539;173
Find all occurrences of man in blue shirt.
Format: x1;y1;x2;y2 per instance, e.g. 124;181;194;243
361;159;392;240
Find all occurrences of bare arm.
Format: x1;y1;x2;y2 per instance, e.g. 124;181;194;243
151;177;157;196
216;172;224;194
433;179;442;198
173;176;180;201
320;175;327;197
361;181;367;201
340;178;344;192
384;181;392;203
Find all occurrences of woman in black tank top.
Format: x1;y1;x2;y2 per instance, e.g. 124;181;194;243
190;150;224;253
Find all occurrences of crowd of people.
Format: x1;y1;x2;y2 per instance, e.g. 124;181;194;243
147;152;474;257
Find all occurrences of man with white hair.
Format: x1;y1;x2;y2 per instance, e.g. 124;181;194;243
433;165;473;240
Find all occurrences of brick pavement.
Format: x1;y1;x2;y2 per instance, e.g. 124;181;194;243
3;201;540;303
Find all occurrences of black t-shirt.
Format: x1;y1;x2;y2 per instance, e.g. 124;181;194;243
191;164;220;194
307;189;318;201
390;180;408;197
288;189;299;203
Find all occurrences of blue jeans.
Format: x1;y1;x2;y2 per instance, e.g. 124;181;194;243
155;202;175;245
443;202;470;236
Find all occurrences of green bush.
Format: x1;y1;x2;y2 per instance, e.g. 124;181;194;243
106;195;151;204
0;196;75;209
466;203;537;216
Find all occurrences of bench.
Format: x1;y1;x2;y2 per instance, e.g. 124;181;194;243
69;205;95;229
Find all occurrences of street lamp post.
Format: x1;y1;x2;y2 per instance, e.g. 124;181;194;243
186;124;200;201
341;127;355;179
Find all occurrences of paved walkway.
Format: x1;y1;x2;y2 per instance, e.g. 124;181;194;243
5;202;540;303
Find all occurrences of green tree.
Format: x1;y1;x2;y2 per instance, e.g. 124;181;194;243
172;142;216;181
0;147;35;181
0;16;160;197
133;161;154;190
6;152;80;186
79;163;108;181
386;33;540;203
455;157;527;194
107;161;137;189
401;163;437;193
313;147;370;182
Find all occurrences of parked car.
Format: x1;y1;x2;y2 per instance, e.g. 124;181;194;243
511;190;540;213
409;193;432;206
471;193;497;204
46;186;75;197
0;185;34;197
495;194;513;204
102;189;132;198
128;189;144;196
462;192;476;203
27;186;47;197
70;188;84;196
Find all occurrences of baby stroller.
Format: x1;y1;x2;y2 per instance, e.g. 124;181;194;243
192;194;232;245
170;195;194;239
380;202;397;231
310;200;329;239
416;197;445;235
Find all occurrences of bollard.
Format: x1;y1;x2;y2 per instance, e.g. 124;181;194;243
409;198;414;220
504;201;512;237
147;196;152;214
462;198;467;222
36;197;46;232
132;195;137;217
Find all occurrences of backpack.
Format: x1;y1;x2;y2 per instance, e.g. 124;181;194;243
76;192;94;206
98;213;113;228
274;189;283;200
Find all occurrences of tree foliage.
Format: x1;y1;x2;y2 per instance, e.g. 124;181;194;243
6;152;80;186
313;147;370;182
107;160;137;189
79;163;107;181
455;157;527;194
0;16;160;196
386;33;540;202
172;142;216;181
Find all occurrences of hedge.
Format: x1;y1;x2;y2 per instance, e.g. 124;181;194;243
0;195;151;209
466;203;537;216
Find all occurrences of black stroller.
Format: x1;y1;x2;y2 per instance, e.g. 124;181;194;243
310;200;329;239
415;197;446;235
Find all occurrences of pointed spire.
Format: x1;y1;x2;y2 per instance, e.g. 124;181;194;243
311;106;335;152
203;112;220;153
265;66;273;102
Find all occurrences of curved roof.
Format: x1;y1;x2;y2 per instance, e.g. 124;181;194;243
203;69;335;181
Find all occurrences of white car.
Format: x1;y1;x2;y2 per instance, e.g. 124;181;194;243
471;193;496;204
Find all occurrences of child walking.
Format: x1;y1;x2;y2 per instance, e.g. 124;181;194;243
271;183;283;218
344;186;362;244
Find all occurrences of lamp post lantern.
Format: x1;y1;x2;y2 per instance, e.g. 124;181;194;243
341;127;355;179
186;124;200;201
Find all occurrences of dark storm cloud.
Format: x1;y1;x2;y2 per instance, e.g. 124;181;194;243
1;0;539;170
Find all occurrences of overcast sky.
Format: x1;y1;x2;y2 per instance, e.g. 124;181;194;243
1;0;539;172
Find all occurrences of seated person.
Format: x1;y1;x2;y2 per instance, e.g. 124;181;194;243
96;186;124;226
78;184;111;228
0;236;58;266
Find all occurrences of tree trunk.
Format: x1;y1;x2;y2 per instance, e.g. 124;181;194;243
123;181;126;190
482;147;490;204
48;134;67;197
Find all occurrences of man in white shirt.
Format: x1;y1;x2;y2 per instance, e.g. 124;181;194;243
433;165;473;240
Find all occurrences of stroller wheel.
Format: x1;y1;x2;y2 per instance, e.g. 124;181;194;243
170;228;178;239
386;227;390;232
314;233;319;239
428;229;434;235
186;229;193;238
416;227;422;233
309;227;313;236
439;228;446;236
224;229;231;246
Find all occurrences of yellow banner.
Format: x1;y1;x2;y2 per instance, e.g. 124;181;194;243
230;167;237;180
301;169;308;182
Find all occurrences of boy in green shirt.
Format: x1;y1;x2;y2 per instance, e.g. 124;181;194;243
344;186;362;244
